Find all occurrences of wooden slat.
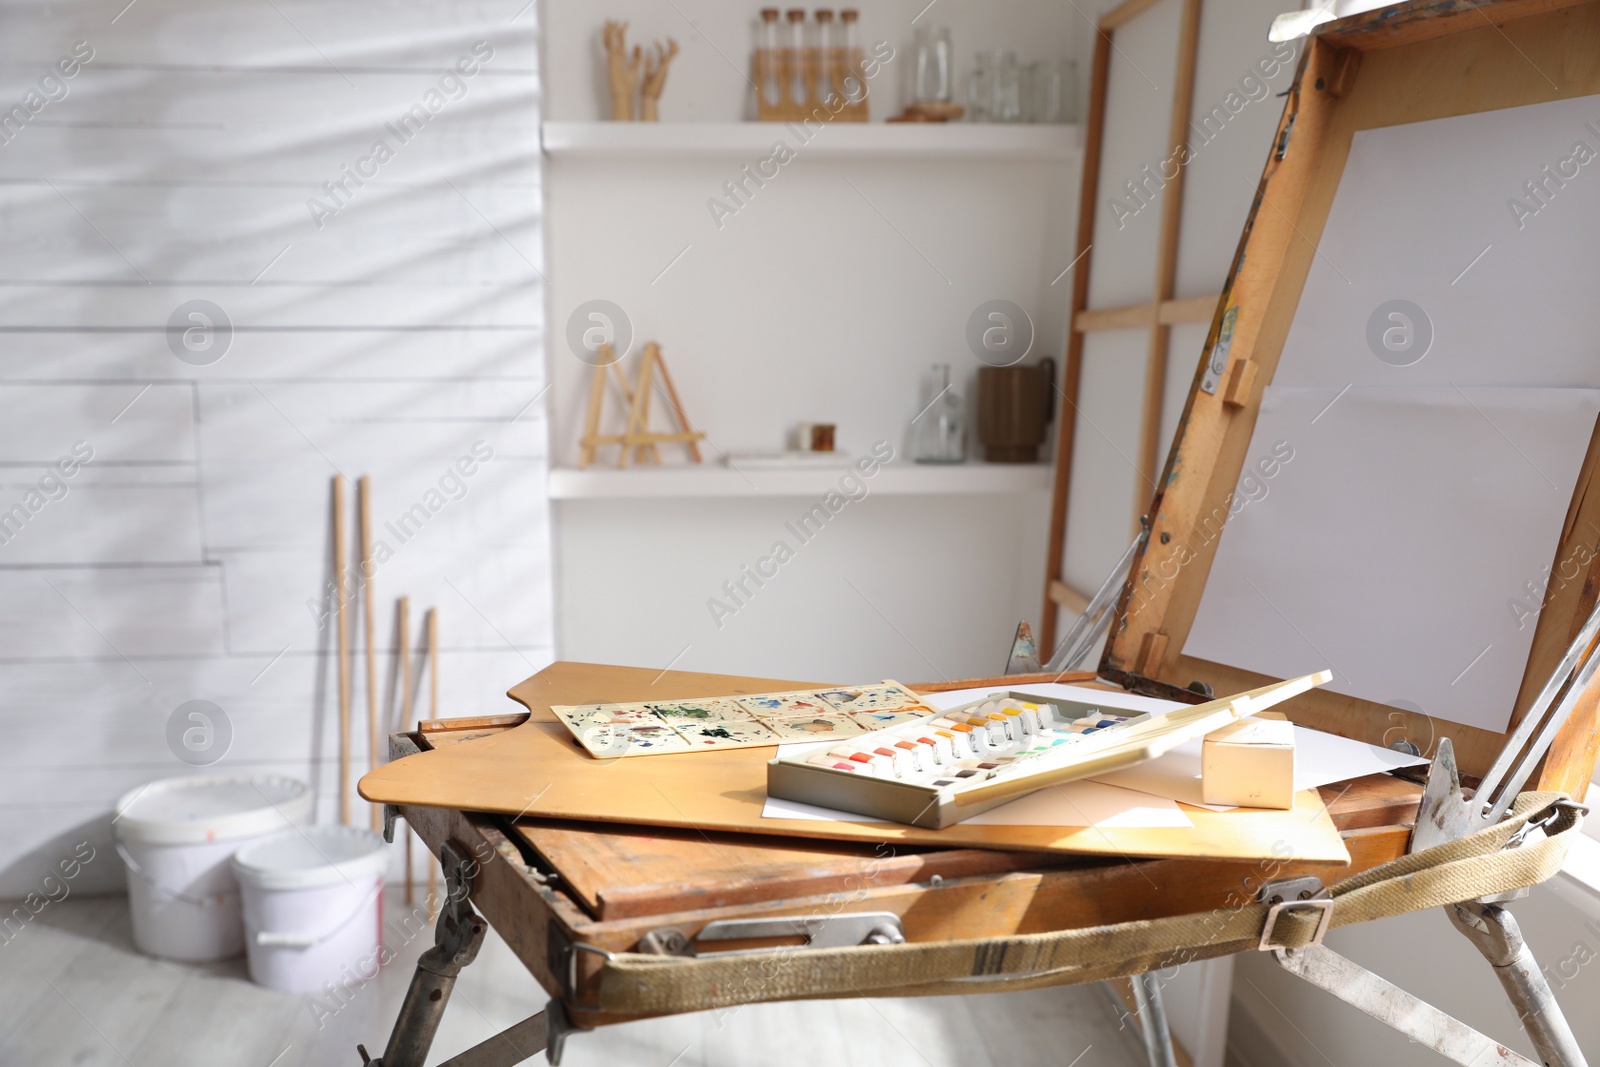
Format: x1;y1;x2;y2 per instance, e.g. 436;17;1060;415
1135;0;1204;529
520;820;1081;919
1073;294;1221;333
911;668;1098;692
1041;28;1113;655
1100;0;1169;30
1158;293;1222;325
1074;301;1158;332
1049;579;1092;614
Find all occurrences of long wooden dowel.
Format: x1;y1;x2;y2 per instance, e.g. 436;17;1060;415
358;475;380;832
332;475;351;827
426;606;439;918
397;596;414;906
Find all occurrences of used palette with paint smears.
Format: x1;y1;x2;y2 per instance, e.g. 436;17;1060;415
551;681;930;757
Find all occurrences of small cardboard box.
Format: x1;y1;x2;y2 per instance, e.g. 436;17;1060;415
1202;718;1295;809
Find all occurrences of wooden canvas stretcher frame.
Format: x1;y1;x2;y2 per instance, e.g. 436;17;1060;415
1096;0;1600;794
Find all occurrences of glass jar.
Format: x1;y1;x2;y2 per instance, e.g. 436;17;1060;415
967;51;992;122
913;364;966;464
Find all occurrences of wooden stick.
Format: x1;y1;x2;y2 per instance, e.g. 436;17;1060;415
1040;26;1111;657
630;343;660;465
653;348;703;463
332;474;351;827
358;475;380;832
398;596;414;906
426;606;439;919
578;344;612;469
1135;0;1203;531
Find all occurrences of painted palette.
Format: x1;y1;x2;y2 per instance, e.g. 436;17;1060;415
551;680;927;758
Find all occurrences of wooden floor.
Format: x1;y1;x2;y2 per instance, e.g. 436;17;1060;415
0;892;1149;1067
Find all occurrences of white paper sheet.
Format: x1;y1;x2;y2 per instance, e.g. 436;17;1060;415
1093;720;1428;811
1184;386;1600;733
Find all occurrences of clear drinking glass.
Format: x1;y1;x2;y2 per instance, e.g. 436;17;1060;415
913;364;966;464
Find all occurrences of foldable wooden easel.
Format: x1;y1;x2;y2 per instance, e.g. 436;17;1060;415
577;342;705;468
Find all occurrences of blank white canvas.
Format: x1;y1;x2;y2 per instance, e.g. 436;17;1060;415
1186;386;1600;732
1273;92;1600;390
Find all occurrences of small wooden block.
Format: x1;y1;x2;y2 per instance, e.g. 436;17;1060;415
1222;357;1257;409
1327;47;1362;99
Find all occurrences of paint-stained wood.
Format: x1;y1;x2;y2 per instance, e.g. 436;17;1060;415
1104;3;1600;788
1318;0;1590;51
361;662;1353;863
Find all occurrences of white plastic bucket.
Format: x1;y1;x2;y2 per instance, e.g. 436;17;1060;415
113;774;311;962
232;825;388;993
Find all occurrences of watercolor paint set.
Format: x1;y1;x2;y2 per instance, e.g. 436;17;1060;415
550;681;932;758
766;672;1333;828
767;690;1152;827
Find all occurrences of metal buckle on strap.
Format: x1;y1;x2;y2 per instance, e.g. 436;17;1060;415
1258;898;1334;952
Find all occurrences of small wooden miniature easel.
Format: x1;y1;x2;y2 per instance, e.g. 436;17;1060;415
578;342;705;468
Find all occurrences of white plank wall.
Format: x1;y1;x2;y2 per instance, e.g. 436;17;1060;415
0;0;552;897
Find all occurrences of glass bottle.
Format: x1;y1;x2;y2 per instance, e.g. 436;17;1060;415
913;364;966;464
786;9;808;108
815;9;836;106
967;51;992;122
996;50;1023;122
758;9;783;112
839;8;865;105
913;26;952;104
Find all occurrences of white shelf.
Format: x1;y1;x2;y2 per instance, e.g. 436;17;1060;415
548;463;1054;500
541;121;1081;161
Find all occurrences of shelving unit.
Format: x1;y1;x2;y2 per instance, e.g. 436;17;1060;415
541;121;1081;161
548;463;1054;500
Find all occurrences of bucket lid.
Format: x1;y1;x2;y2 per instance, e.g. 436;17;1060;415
114;774;312;846
231;825;388;891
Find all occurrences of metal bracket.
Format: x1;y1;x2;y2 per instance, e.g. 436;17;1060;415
643;912;906;958
1257;877;1322;906
1198;305;1238;395
382;804;402;844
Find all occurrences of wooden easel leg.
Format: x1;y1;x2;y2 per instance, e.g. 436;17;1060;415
578;346;611;469
625;345;659;467
653;352;702;463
